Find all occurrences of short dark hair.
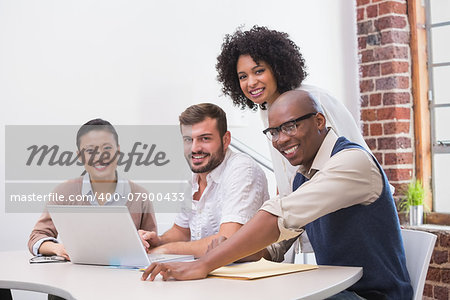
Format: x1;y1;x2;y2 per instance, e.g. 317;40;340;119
76;118;119;149
216;25;308;110
179;103;227;137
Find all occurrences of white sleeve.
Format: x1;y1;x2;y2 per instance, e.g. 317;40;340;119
173;207;191;229
220;156;269;225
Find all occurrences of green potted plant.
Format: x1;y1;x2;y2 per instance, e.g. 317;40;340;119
398;179;425;226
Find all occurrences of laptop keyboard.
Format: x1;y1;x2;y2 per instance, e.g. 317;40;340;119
147;253;194;263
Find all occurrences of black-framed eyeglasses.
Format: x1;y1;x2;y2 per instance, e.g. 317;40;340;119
262;113;317;141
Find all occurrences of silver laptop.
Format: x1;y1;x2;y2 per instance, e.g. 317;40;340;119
47;205;193;268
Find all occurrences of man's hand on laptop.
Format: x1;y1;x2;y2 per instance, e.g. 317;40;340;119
138;230;162;253
39;241;70;261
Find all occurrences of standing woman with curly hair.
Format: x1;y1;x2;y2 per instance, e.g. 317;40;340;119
216;25;370;199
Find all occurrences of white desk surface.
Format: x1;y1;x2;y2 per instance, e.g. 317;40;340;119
0;251;362;300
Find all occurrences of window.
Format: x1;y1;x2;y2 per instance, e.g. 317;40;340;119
426;0;450;213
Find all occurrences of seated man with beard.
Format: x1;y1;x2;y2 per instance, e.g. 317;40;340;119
139;103;269;258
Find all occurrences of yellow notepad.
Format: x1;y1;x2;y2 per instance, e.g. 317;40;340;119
208;258;318;280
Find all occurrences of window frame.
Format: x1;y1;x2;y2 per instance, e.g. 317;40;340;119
409;0;450;220
408;0;432;210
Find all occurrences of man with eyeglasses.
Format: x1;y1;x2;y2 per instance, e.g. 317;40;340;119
142;90;413;300
263;112;317;141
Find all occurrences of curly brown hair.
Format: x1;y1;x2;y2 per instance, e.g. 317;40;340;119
216;26;308;110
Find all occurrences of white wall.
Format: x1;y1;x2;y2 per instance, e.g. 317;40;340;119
0;0;360;254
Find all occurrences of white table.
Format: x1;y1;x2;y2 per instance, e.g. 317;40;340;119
0;251;362;300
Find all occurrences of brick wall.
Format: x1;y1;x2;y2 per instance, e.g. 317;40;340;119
356;1;450;299
356;0;413;197
421;228;450;300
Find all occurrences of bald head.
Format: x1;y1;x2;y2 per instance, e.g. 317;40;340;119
266;90;328;169
270;90;322;117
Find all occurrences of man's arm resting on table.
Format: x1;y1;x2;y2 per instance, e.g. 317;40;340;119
142;210;281;281
150;222;243;258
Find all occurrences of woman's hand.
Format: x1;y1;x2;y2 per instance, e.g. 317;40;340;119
39;241;70;260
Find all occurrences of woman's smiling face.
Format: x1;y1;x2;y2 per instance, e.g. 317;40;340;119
236;54;280;106
78;129;119;182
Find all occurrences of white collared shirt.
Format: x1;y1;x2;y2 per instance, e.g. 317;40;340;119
174;149;269;240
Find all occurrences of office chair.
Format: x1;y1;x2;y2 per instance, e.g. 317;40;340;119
401;228;437;300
